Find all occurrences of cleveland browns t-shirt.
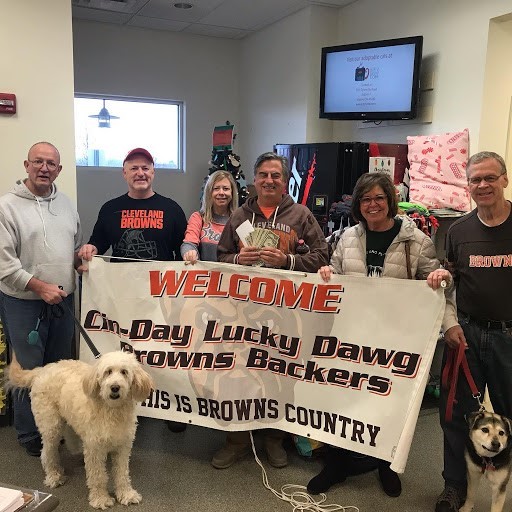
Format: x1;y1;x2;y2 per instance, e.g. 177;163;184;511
88;193;187;261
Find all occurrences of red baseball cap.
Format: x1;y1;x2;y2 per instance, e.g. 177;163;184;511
123;148;154;165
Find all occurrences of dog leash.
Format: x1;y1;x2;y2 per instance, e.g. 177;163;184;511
27;297;101;359
27;302;64;345
441;342;482;422
59;298;102;359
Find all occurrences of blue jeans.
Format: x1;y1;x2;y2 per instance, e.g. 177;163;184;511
439;313;512;490
0;292;75;445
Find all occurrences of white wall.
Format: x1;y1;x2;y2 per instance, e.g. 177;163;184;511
330;0;512;149
239;8;312;174
479;16;512;154
0;0;76;200
305;7;338;143
73;20;240;240
480;15;512;201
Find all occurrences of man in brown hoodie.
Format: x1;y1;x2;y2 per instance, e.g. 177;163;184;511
212;152;329;469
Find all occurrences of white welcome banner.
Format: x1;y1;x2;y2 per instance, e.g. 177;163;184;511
81;258;444;472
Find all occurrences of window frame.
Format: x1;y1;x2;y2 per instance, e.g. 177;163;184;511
74;93;185;172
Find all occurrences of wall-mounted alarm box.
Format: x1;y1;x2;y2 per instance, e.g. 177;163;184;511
0;94;16;114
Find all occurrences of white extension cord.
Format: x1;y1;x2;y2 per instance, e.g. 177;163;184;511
249;432;360;512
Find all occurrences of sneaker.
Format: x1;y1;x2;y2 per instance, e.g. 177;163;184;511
22;437;42;457
378;463;402;497
435;486;465;512
211;443;251;469
264;438;288;468
166;421;187;433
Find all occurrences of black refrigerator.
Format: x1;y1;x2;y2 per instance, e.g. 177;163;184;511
274;142;370;233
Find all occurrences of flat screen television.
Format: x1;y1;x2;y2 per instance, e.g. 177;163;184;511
319;35;423;121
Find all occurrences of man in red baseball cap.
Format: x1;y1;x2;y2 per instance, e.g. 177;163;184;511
121;148;156;200
78;147;188;434
79;147;187;263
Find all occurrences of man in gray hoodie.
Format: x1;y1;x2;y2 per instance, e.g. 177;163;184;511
0;141;82;456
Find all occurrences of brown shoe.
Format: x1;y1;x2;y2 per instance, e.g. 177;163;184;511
211;442;251;469
264;437;288;468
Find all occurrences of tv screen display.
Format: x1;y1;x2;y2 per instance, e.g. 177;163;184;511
320;36;423;121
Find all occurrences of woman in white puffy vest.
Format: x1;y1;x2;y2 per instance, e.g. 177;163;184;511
309;172;452;498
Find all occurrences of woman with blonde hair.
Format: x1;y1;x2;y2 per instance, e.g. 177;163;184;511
181;170;238;262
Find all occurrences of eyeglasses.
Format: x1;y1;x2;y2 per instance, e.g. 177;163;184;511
468;172;506;185
28;159;58;171
360;194;387;206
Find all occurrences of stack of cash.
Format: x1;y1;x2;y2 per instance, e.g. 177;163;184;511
246;227;279;249
246;228;279;266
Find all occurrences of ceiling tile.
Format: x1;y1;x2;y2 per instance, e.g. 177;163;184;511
199;0;307;30
72;6;133;24
128;15;191;30
310;0;357;6
139;0;225;22
72;0;150;14
183;23;250;39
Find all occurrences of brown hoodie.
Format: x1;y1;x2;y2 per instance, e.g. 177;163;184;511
217;195;329;273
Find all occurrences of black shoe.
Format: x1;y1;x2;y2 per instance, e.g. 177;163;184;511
22;437;42;457
307;447;350;494
378;463;401;497
307;466;346;494
435;486;466;512
166;421;187;433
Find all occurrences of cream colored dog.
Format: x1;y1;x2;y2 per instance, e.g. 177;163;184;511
8;351;154;509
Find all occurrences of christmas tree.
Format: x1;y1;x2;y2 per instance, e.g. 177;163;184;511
203;122;248;207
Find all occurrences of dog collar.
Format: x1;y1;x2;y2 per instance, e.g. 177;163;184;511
481;457;496;472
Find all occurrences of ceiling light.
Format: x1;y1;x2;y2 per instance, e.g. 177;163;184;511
173;2;193;9
88;99;120;129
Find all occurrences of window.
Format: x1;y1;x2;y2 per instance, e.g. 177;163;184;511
74;95;183;170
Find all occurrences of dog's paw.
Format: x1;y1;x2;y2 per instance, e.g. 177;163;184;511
459;505;473;512
44;472;67;488
116;488;142;505
89;493;115;510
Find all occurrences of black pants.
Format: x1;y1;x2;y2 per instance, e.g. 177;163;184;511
325;447;379;476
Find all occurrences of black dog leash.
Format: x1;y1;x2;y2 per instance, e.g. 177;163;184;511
27;288;101;359
59;298;102;359
27;303;61;346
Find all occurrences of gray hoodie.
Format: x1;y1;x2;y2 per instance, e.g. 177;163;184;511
0;179;82;299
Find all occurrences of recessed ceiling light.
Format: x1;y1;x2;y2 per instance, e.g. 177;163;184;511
173;2;193;8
